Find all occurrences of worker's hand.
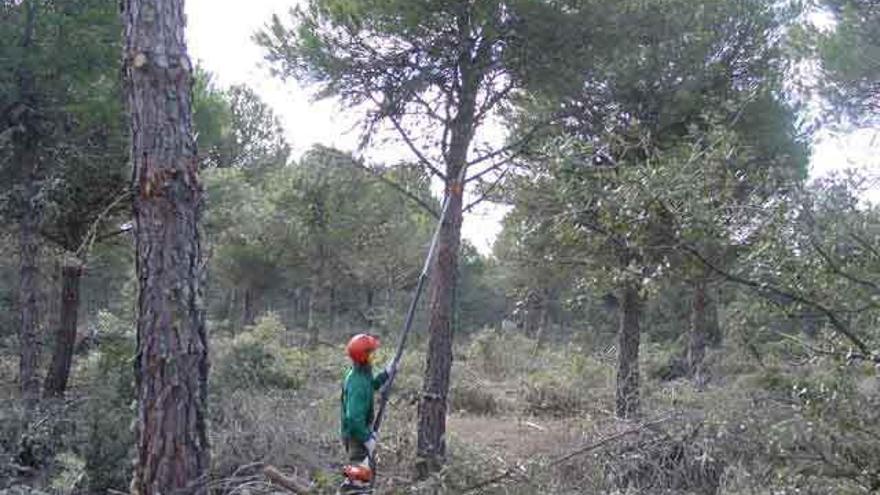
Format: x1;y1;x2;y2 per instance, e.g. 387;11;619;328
364;432;378;457
383;361;398;380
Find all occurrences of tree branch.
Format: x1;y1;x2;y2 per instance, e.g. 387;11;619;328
94;225;133;243
465;118;552;180
463;169;508;213
461;415;674;494
474;79;515;123
681;243;871;355
353;161;439;218
810;237;880;295
366;93;446;180
851;232;880;260
464;158;513;185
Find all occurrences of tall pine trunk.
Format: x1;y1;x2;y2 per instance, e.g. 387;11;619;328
416;7;482;475
416;182;464;475
16;0;40;409
124;1;210;493
616;280;642;419
43;259;83;397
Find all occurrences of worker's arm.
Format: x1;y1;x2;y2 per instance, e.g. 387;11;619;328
372;369;390;390
344;376;373;442
373;361;399;390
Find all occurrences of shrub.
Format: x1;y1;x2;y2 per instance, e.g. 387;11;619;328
464;328;537;378
78;312;136;493
521;371;586;417
212;313;306;392
450;382;499;415
520;350;613;418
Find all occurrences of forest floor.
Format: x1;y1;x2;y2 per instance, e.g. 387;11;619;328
9;321;869;494
223;329;664;495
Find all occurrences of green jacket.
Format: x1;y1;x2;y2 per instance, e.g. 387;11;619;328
340;365;389;443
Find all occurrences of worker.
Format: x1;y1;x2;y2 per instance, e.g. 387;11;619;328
339;333;396;493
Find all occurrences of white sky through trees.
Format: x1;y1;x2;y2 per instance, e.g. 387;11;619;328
185;0;877;255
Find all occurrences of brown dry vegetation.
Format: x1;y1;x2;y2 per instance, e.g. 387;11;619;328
4;316;878;494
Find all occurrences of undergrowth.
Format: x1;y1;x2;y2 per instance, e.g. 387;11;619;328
2;323;878;494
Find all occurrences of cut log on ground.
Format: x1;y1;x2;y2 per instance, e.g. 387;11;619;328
263;465;314;494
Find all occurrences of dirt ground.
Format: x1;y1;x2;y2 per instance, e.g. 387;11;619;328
447;414;589;460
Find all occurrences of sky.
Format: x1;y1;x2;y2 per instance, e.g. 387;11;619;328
185;0;877;255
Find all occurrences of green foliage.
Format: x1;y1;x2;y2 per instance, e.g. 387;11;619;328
0;0;126;224
213;313;306;391
204;145;440;338
449;381;499;416
816;0;880;125
78;311;135;493
193;71;290;171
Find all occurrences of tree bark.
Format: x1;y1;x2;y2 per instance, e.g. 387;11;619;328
688;277;708;388
535;300;550;350
18;185;40;407
123;1;210;493
416;183;464;475
616;280;642;420
13;0;41;411
242;288;256;327
707;285;722;347
522;291;542;338
416;5;483;476
43;258;83;398
307;285;320;347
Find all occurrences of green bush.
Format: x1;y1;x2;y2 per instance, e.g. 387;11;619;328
450;382;499;415
521;371;586;417
213;313;306;392
78;311;136;493
464;328;537;378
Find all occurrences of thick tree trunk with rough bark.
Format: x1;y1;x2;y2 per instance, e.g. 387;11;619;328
616;280;642;420
416;181;464;475
43;259;83;397
416;5;485;476
123;1;210;493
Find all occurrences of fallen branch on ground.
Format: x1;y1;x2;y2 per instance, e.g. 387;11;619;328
547;415;673;467
263;465;314;494
461;415;674;494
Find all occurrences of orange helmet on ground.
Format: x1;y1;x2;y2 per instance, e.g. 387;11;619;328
346;334;380;365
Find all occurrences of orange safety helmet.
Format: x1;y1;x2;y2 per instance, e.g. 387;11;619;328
346;333;380;365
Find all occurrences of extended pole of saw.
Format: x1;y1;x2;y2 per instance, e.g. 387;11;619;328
367;169;466;490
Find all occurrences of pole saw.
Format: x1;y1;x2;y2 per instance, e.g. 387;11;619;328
354;167;467;492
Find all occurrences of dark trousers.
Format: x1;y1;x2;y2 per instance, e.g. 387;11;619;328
344;438;368;462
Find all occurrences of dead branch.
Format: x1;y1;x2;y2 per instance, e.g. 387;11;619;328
547;415;674;467
463;169;508;213
353;161;439;218
263;465;314;494
461;416;673;494
681;243;872;355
